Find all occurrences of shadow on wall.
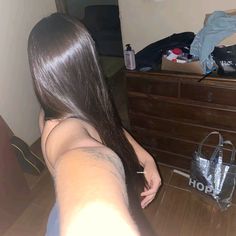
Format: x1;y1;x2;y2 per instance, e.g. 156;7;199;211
81;5;123;57
67;0;118;19
66;0;122;57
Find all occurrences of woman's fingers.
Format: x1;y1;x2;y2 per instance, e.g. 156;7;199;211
140;188;157;197
140;176;162;208
141;178;161;197
140;185;157;208
141;193;155;209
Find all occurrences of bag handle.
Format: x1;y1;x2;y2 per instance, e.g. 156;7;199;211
223;140;235;163
212;140;236;164
198;131;223;159
198;131;236;164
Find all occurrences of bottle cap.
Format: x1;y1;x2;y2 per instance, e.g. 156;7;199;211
126;44;132;51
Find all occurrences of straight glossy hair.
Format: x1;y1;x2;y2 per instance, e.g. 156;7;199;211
28;13;154;235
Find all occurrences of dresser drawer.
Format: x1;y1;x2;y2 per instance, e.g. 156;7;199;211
127;76;178;97
128;95;236;130
181;82;236;107
129;112;236;145
133;127;197;158
147;147;191;171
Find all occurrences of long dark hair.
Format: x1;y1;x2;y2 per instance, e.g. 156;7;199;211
28;13;154;235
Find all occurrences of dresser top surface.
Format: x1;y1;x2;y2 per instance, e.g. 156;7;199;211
125;70;236;84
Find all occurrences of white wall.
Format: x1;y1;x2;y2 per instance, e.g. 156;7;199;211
118;0;236;52
0;0;56;144
67;0;118;19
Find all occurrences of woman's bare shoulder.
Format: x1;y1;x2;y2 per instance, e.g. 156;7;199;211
43;118;102;168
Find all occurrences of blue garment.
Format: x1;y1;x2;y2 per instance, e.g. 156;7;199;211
45;203;60;236
190;11;236;74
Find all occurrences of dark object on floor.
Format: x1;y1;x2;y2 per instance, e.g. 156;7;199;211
213;45;236;76
82;5;123;57
11;136;45;175
135;32;195;70
0;116;30;235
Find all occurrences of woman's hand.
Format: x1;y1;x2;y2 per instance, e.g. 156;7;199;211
140;159;161;209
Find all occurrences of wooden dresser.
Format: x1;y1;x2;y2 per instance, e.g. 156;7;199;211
126;71;236;171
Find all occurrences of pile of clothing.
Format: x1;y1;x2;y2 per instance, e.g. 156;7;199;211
191;11;236;75
136;11;236;76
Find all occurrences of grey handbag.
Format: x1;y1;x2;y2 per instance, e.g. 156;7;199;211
189;131;236;210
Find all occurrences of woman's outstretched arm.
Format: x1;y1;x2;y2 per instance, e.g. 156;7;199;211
54;147;140;236
43;119;140;236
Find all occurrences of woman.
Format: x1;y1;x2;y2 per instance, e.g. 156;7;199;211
28;13;161;236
